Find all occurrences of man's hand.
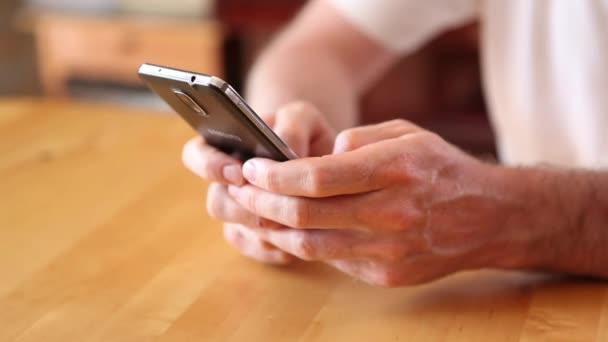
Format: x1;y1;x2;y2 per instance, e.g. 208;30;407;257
226;120;544;286
182;102;336;265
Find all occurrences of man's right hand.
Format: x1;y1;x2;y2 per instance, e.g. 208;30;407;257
182;101;336;265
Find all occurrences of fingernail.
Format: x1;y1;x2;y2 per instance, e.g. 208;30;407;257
227;185;241;197
242;160;257;183
223;165;244;185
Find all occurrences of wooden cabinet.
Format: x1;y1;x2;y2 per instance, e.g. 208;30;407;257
33;14;223;96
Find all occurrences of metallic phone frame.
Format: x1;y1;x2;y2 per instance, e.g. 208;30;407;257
138;63;297;160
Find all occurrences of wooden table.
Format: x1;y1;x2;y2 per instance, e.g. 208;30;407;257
1;98;607;341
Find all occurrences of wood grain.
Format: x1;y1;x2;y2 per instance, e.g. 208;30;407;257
0;98;607;341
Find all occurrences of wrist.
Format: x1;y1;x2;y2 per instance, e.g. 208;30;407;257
535;168;608;277
486;165;605;276
479;164;570;271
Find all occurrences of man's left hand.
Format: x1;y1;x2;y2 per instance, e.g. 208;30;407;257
228;120;537;286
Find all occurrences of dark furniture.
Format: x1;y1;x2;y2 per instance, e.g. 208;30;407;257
216;0;495;155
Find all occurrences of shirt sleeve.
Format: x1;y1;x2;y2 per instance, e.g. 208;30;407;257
329;0;478;53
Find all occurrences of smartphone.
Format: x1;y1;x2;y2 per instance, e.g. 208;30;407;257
139;63;297;162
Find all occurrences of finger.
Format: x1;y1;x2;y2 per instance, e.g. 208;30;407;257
272;102;335;157
182;136;245;185
207;183;284;229
334;119;422;153
258;112;276;127
247;227;364;261
326;260;382;285
326;260;402;287
247;225;419;262
227;184;366;229
228;184;424;231
223;224;295;265
241;138;406;197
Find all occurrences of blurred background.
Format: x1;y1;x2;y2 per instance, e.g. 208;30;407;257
0;0;495;155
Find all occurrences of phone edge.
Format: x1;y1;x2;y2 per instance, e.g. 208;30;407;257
139;63;298;161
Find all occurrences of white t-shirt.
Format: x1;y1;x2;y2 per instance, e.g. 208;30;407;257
331;0;608;168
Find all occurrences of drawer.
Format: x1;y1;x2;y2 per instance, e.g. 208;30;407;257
36;14;223;85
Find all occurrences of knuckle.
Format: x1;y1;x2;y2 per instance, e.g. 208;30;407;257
323;239;345;260
423;133;443;147
374;267;404;288
335;130;360;152
223;224;244;247
275;129;306;156
259;111;274;123
392;153;418;182
208;152;229;180
256;216;281;229
281;101;319;117
288;200;312;228
206;185;224;220
261;167;280;192
205;197;220;219
244;189;260;214
278;129;299;144
422;131;442;141
412;131;442;146
365;205;420;232
388;119;419;133
305;166;328;195
392;209;414;231
292;234;316;260
223;224;236;240
389;118;409;127
182;139;226;181
381;243;408;263
389;207;423;232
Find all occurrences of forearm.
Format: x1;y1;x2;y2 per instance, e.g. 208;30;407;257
244;0;399;131
245;41;360;131
493;165;608;277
